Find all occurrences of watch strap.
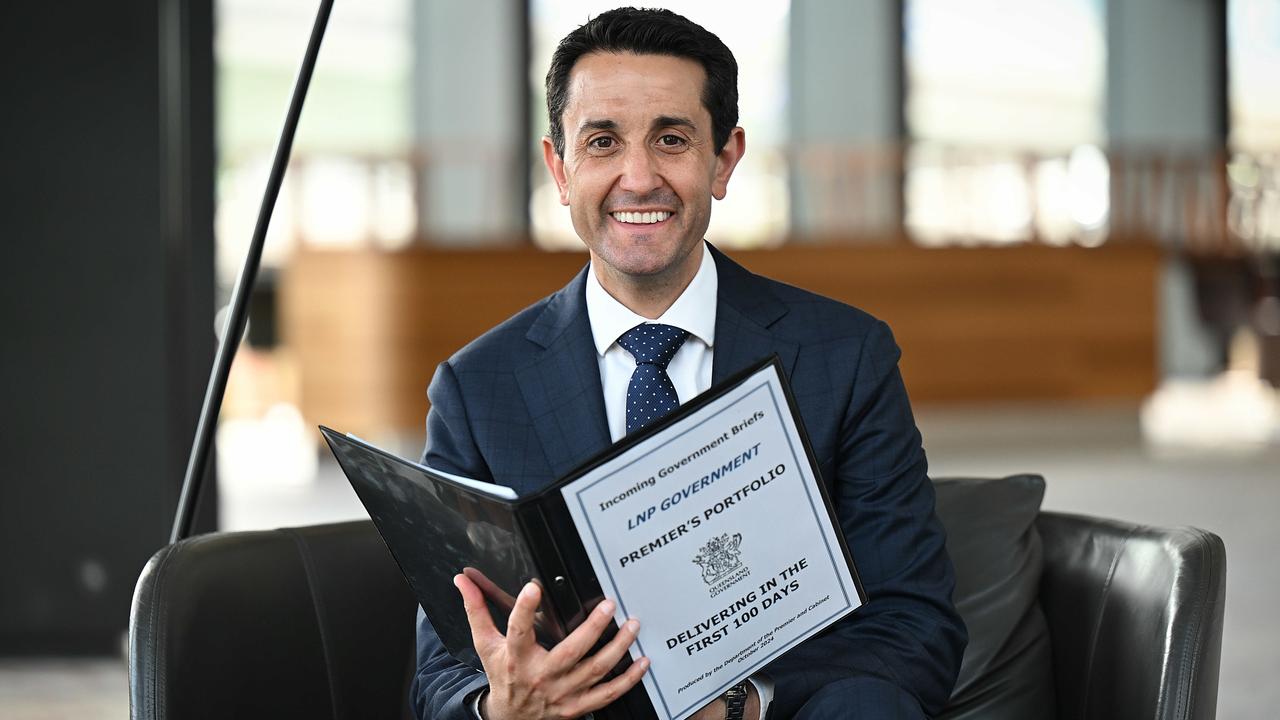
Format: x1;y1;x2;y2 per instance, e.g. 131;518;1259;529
723;680;749;720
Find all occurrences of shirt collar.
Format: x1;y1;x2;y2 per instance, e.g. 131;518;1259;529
585;242;718;356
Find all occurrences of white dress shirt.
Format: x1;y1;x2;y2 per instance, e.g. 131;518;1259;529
586;242;717;443
472;242;773;718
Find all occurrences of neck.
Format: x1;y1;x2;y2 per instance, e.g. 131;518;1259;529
592;250;701;320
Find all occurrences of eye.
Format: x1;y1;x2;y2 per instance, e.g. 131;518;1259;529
657;134;687;148
588;136;616;151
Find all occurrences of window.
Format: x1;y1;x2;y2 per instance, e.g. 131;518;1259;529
1227;0;1280;250
904;0;1108;246
216;0;414;284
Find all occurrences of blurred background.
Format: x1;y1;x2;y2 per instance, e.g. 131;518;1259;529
3;0;1278;717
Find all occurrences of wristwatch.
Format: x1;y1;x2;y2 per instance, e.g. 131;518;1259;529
722;680;749;720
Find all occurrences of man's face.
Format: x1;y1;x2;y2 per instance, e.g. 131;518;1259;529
543;52;745;287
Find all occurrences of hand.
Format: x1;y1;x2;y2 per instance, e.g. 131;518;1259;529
461;567;557;642
455;574;650;720
687;682;762;720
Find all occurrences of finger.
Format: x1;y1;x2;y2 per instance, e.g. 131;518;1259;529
462;566;518;613
504;581;542;657
454;573;501;651
546;597;618;670
563;655;650;717
569;618;641;687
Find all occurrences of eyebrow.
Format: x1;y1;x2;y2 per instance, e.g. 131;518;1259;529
578;119;618;134
576;115;698;136
652;115;697;132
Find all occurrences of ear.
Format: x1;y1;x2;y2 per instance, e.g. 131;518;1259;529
542;137;570;206
711;127;746;201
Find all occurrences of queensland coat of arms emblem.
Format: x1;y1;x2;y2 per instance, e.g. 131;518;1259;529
692;532;744;585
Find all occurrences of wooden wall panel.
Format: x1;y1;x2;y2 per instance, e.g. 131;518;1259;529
735;245;1159;403
281;245;1160;436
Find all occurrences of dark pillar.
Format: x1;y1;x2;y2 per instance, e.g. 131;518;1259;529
0;0;216;654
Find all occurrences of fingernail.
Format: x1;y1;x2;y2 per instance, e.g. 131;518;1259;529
639;657;651;670
597;599;616;615
624;619;640;633
452;575;462;589
520;583;537;599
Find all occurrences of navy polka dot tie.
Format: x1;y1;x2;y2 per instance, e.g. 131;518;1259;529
617;323;689;435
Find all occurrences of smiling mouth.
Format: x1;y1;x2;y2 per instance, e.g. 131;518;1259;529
611;211;672;225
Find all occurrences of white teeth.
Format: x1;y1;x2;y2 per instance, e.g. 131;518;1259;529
613;211;670;224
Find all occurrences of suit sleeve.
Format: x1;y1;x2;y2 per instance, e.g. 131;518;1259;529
409;361;492;720
762;321;967;718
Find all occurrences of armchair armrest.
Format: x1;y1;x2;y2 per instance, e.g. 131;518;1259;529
129;521;416;720
1038;512;1225;720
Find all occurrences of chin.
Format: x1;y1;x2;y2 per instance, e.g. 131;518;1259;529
608;255;676;278
602;243;690;278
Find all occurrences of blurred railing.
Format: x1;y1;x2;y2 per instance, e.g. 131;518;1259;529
214;143;1280;257
797;143;1280;256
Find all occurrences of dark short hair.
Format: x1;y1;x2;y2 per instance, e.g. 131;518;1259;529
545;7;739;157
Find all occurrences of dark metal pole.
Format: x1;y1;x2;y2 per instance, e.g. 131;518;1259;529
170;0;335;544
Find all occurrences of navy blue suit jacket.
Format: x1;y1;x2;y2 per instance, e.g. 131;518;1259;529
411;246;966;719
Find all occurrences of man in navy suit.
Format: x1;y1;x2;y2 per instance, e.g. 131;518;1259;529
411;8;965;720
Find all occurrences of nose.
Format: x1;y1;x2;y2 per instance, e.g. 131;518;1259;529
617;145;662;195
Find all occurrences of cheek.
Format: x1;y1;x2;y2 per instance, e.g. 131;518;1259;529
674;158;717;194
583;170;607;197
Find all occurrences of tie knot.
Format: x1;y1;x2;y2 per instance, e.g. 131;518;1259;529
617;323;689;369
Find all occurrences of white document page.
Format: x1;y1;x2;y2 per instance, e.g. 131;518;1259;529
561;363;862;720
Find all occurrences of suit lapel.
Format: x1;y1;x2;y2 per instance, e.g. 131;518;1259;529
515;266;612;481
710;246;799;384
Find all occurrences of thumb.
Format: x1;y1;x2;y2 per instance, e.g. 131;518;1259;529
454;572;502;652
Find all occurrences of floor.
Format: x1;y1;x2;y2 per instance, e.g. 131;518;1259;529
1;403;1276;719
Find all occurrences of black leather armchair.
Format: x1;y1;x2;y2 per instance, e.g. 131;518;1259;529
129;477;1225;719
